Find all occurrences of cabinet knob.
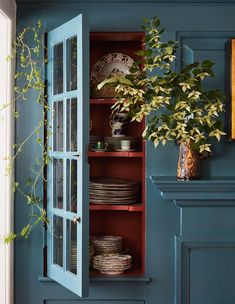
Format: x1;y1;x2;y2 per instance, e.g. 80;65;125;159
73;153;80;157
72;216;81;224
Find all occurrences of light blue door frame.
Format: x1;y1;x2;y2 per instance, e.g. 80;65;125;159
47;14;89;297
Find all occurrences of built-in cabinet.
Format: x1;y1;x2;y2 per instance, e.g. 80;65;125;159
89;32;146;277
46;14;148;299
15;3;235;304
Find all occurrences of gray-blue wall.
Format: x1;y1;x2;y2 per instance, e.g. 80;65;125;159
15;1;235;304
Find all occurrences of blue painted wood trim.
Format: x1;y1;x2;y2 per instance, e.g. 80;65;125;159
150;176;235;200
39;276;150;301
39;276;151;284
175;236;235;304
47;13;90;297
15;0;235;5
174;199;235;207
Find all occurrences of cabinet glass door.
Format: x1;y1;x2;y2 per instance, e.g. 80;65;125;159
47;14;89;297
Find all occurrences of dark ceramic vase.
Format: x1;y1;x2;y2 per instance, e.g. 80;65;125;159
177;141;200;180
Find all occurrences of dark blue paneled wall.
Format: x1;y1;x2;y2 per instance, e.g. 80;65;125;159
15;2;235;304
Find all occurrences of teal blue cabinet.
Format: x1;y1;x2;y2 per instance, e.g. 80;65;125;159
46;13;147;298
46;301;145;304
15;2;235;304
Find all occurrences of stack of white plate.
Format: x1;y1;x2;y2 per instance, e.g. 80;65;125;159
93;254;132;275
89;243;95;267
54;242;95;271
71;243;95;271
90;178;139;205
70;242;77;272
92;236;123;254
54;242;76;271
55;247;63;267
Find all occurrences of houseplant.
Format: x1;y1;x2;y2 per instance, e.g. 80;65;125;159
98;16;226;179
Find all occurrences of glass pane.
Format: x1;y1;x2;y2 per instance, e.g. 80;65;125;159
66;98;77;151
53;159;63;209
67;159;77;212
53;216;63;268
67;219;77;274
53;101;63;151
67;36;77;91
53;42;64;95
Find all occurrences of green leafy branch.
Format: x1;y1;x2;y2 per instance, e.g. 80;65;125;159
98;16;226;153
4;20;50;243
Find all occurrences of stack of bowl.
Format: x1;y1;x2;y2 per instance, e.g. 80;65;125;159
92;236;123;254
89;243;95;267
93;254;132;275
91;235;132;275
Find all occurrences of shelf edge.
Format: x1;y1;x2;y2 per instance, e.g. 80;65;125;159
39;275;152;285
89;203;144;212
150;176;235;200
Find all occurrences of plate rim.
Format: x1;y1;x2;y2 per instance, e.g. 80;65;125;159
90;52;134;83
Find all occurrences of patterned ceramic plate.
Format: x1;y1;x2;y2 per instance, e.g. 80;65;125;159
91;53;134;84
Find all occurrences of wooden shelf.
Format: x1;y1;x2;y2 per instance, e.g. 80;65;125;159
89;32;146;278
90;203;144;212
39;275;151;284
88;151;143;158
90;269;143;277
89;263;144;278
90;98;116;106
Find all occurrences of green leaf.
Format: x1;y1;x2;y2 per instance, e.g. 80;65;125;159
165;46;173;55
20;224;32;239
118;76;133;86
4;232;17;243
202;60;214;69
97;78;116;90
26;195;32;204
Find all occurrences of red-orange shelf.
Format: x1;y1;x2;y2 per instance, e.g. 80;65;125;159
90;267;143;278
88;151;143;158
89;203;144;212
90;98;116;105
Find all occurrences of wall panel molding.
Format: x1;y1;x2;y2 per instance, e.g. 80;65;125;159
175;31;235;71
151;176;235;200
175;236;235;304
174;199;235;207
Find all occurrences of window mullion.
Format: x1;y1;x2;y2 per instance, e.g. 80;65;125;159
63;158;67;272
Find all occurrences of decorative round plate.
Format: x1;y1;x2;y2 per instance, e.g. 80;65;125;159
91;53;134;84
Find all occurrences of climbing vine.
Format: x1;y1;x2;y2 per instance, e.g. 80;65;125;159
4;20;49;242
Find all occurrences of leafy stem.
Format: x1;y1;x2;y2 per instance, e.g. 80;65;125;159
4;20;49;243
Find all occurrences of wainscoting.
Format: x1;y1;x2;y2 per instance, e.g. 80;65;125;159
152;177;235;304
